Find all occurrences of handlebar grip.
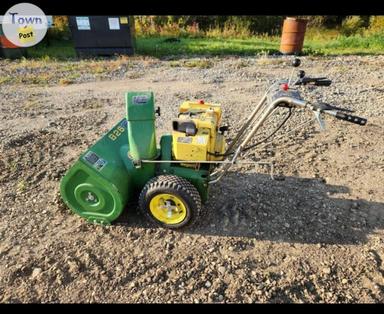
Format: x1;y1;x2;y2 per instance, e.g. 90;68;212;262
335;112;367;126
295;77;331;86
314;79;332;86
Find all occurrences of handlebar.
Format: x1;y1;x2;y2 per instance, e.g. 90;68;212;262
210;59;367;184
267;65;368;128
272;96;368;127
309;102;366;125
311;103;367;126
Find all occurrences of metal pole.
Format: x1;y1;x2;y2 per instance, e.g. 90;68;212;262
225;93;268;154
237;97;307;152
209;96;308;183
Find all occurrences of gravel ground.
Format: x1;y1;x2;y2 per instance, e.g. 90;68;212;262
0;55;383;303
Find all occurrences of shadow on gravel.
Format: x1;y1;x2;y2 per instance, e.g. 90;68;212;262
117;172;384;245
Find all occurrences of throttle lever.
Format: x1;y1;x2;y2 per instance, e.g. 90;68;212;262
313;102;354;113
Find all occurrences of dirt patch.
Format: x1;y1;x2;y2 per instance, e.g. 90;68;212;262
0;55;383;303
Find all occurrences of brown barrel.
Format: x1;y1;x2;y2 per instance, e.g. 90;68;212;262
280;17;308;55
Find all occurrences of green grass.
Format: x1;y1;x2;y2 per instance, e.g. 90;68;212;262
7;33;384;62
303;33;384;55
136;36;281;57
137;34;384;57
26;39;76;59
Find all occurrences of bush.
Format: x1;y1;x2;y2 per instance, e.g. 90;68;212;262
134;16;285;38
366;16;384;35
206;18;252;38
134;16;203;38
303;15;346;28
47;16;71;40
340;16;365;36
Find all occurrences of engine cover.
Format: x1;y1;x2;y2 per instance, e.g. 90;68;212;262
172;101;225;161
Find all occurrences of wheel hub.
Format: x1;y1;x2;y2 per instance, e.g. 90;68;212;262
149;193;187;225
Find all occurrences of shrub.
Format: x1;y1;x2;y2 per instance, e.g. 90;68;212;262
366;16;384;35
303;16;345;28
206;19;252;39
340;16;365;36
47;16;71;40
134;16;285;38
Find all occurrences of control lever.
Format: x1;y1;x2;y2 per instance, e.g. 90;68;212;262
313;110;326;131
313;102;354;113
288;58;301;86
298;70;305;78
292;58;301;67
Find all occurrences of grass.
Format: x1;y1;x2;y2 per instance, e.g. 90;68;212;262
9;160;18;173
136;36;281;57
0;33;382;87
26;39;76;59
137;34;384;57
169;59;214;68
16;180;26;192
303;33;384;55
0;50;137;86
19;33;384;60
23;99;41;109
0;77;11;85
58;78;74;85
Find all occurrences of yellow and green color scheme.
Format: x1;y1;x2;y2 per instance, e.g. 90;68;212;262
172;100;225;162
60;92;224;229
149;193;187;225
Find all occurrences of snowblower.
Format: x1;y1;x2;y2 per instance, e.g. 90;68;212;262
60;58;367;229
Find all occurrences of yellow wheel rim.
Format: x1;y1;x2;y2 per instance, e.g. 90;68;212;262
149;193;187;225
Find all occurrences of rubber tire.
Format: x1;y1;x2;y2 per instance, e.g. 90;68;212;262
138;175;202;230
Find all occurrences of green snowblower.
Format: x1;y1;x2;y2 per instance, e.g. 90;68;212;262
60;59;367;230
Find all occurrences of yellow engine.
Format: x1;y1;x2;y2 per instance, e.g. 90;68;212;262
172;100;226;162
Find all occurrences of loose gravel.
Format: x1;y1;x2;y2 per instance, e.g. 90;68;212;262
0;55;383;303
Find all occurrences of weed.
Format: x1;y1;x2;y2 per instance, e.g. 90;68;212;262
168;59;214;68
59;78;74;85
186;59;214;68
233;59;250;69
256;56;285;66
13;72;55;86
81;99;104;110
9;161;17;173
17;180;26;192
127;72;144;79
0;77;11;85
23;99;41;109
169;60;182;67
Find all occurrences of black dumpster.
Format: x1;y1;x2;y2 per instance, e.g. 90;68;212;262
68;16;135;57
